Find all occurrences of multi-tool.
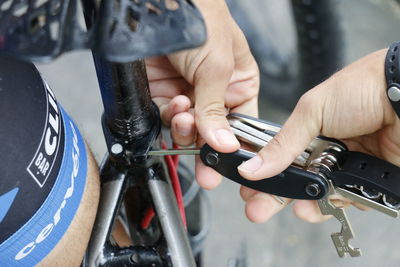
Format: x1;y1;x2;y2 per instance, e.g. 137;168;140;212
149;113;400;258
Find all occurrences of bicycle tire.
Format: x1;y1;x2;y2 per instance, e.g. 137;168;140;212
228;0;344;111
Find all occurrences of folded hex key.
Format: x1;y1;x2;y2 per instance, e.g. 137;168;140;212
149;113;400;258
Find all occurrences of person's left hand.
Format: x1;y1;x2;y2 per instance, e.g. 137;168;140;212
147;0;259;190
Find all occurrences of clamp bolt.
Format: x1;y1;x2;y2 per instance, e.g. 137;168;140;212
130;252;139;263
305;183;321;197
205;152;220;166
111;143;123;155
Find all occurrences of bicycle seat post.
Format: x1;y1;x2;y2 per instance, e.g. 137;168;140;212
94;57;160;156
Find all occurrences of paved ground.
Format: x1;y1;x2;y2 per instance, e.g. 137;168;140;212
36;0;400;266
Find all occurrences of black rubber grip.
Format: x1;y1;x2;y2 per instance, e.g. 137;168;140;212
331;151;400;200
200;144;329;200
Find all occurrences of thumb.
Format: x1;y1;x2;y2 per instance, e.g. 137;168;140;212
238;92;323;180
194;52;240;152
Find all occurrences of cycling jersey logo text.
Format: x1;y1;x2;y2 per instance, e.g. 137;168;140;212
27;82;61;187
15;121;80;261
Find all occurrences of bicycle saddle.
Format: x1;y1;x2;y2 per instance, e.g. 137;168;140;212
0;0;206;62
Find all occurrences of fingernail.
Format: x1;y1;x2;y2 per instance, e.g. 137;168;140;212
215;129;240;147
177;124;191;137
238;155;263;173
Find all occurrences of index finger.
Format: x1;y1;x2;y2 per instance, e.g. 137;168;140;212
194;49;240;154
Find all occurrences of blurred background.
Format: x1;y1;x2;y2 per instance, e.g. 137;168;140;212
37;0;400;266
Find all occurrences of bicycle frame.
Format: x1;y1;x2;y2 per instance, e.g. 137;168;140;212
80;2;195;266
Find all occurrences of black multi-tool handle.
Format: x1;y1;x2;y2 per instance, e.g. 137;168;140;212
330;151;400;200
200;144;329;200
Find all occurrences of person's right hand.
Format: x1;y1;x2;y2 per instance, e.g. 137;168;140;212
237;49;400;223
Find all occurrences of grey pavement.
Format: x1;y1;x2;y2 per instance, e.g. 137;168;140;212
36;0;400;266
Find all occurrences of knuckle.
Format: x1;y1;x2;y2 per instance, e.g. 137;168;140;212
264;132;298;163
296;90;323;134
268;133;287;151
297;91;315;112
297;90;321;118
215;57;234;74
233;79;259;99
195;52;234;80
172;137;195;147
195;101;227;121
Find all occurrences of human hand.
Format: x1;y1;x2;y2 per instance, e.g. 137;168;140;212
238;49;400;223
147;0;259;189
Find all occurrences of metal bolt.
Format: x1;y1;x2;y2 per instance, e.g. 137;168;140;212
205;152;219;166
130;252;139;263
111;143;123;154
305;183;321;197
388;86;400;102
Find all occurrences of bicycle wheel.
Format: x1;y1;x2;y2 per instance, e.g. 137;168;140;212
228;0;344;111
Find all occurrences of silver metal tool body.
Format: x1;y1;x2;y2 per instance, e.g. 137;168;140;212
317;181;361;257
